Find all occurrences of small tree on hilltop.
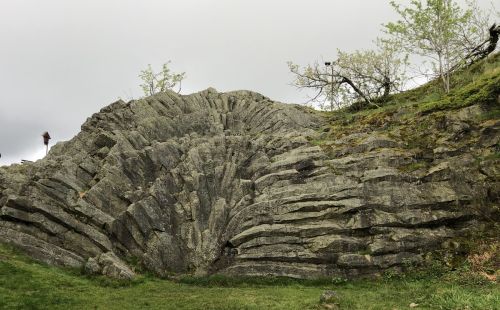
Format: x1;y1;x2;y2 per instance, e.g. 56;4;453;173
139;61;186;96
288;60;375;110
288;40;407;110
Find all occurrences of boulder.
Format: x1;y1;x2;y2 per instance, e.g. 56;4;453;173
85;252;135;280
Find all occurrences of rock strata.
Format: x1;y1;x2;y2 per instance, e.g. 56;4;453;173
0;89;497;279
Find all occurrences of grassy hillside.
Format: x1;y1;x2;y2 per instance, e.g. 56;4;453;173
1;243;499;309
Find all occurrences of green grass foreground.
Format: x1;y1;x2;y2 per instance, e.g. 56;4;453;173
0;244;498;309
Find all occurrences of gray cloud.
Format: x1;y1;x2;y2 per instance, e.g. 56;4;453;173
0;0;494;165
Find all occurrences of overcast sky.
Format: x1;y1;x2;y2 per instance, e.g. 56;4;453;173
0;0;494;165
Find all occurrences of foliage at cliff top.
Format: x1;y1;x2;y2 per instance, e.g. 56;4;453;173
328;51;499;118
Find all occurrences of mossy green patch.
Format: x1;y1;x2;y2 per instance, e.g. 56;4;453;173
419;67;500;113
397;161;428;173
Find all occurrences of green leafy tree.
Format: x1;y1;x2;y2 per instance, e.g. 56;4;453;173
384;0;476;93
139;61;186;96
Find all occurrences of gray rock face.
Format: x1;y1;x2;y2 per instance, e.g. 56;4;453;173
0;89;497;279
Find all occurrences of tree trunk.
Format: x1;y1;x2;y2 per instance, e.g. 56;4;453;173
341;77;380;108
382;76;391;98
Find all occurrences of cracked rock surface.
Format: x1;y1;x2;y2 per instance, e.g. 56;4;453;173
0;89;498;279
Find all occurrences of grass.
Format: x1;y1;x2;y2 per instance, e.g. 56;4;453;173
0;243;499;310
419;65;500;113
389;52;500;112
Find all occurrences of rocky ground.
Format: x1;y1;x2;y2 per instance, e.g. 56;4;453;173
0;84;498;279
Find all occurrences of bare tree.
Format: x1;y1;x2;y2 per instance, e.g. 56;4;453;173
458;23;500;68
288;60;374;110
457;0;499;61
288;40;407;110
337;39;408;100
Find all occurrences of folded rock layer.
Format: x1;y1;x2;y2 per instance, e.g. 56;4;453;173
0;89;497;279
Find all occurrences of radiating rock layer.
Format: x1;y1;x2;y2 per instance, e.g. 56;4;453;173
0;89;497;278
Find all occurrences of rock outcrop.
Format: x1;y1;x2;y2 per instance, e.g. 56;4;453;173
0;88;498;279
